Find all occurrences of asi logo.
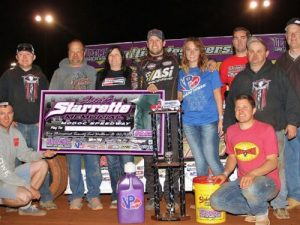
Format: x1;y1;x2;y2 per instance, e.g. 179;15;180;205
121;195;142;210
181;74;200;91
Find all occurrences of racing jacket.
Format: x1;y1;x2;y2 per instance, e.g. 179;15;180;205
137;52;179;101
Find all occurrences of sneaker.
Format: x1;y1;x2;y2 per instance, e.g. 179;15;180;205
244;215;256;222
70;198;83;210
145;199;155;211
40;201;57;210
255;217;270;225
110;200;118;209
5;207;18;213
18;205;47;216
273;208;290;219
287;198;300;210
87;198;103;210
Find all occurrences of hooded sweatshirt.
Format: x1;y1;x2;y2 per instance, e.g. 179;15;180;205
0;65;49;124
0;126;43;188
224;60;300;131
49;58;96;90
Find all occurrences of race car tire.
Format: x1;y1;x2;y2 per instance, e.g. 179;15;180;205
47;155;68;199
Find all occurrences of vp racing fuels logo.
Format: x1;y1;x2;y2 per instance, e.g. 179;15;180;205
180;74;200;91
234;142;259;161
121;195;142;210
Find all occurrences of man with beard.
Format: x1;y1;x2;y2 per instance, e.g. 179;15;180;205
136;29;179;211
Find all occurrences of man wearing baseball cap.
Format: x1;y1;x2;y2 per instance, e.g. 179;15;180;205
277;17;300;210
135;29;180;211
0;44;55;210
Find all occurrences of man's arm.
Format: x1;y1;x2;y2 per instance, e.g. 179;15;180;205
0;72;9;101
278;67;300;138
240;154;278;189
213;154;237;185
0;154;29;188
223;84;237;132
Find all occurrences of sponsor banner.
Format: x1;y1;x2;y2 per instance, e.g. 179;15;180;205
85;34;286;70
38;90;164;155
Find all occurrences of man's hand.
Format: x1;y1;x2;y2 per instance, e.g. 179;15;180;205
43;150;57;158
285;124;297;140
207;59;217;72
29;187;40;199
147;83;158;93
240;173;256;189
212;174;227;185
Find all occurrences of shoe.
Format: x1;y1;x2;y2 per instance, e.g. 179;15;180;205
145;199;155;211
244;215;256;222
18;205;47;216
69;198;83;210
110;200;117;209
255;218;270;225
87;198;103;210
5;207;18;213
40;201;57;210
287;198;300;210
273;208;290;219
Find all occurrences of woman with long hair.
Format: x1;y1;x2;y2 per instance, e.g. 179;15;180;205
95;46;134;209
178;37;224;176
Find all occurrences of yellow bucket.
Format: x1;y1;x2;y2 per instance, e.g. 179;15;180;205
193;176;226;224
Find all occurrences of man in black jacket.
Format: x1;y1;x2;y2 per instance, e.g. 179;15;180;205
276;18;300;210
224;37;300;220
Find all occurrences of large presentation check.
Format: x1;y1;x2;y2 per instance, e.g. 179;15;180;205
38;90;164;155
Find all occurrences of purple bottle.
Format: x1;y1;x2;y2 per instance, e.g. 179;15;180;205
117;162;144;224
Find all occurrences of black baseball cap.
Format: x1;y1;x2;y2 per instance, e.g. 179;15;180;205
285;18;300;31
16;43;35;54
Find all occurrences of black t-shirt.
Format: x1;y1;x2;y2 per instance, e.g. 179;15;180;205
95;68;132;90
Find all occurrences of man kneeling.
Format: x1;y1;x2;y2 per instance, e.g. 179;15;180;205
210;94;280;225
0;102;56;216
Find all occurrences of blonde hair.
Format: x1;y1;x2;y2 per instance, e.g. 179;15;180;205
181;37;208;74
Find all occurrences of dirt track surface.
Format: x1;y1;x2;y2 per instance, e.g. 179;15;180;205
1;193;299;225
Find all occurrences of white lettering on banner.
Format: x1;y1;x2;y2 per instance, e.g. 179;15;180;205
45;102;131;119
205;45;232;55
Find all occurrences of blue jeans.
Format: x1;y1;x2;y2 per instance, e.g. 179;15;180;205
17;123;53;202
211;177;278;216
183;122;223;176
285;127;300;201
67;154;101;202
107;155;134;201
270;130;288;209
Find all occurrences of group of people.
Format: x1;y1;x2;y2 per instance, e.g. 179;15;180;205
0;16;299;225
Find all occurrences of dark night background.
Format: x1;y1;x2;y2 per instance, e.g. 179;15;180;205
1;0;299;79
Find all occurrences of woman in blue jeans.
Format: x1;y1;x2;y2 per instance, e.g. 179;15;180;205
177;37;224;176
95;46;134;208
